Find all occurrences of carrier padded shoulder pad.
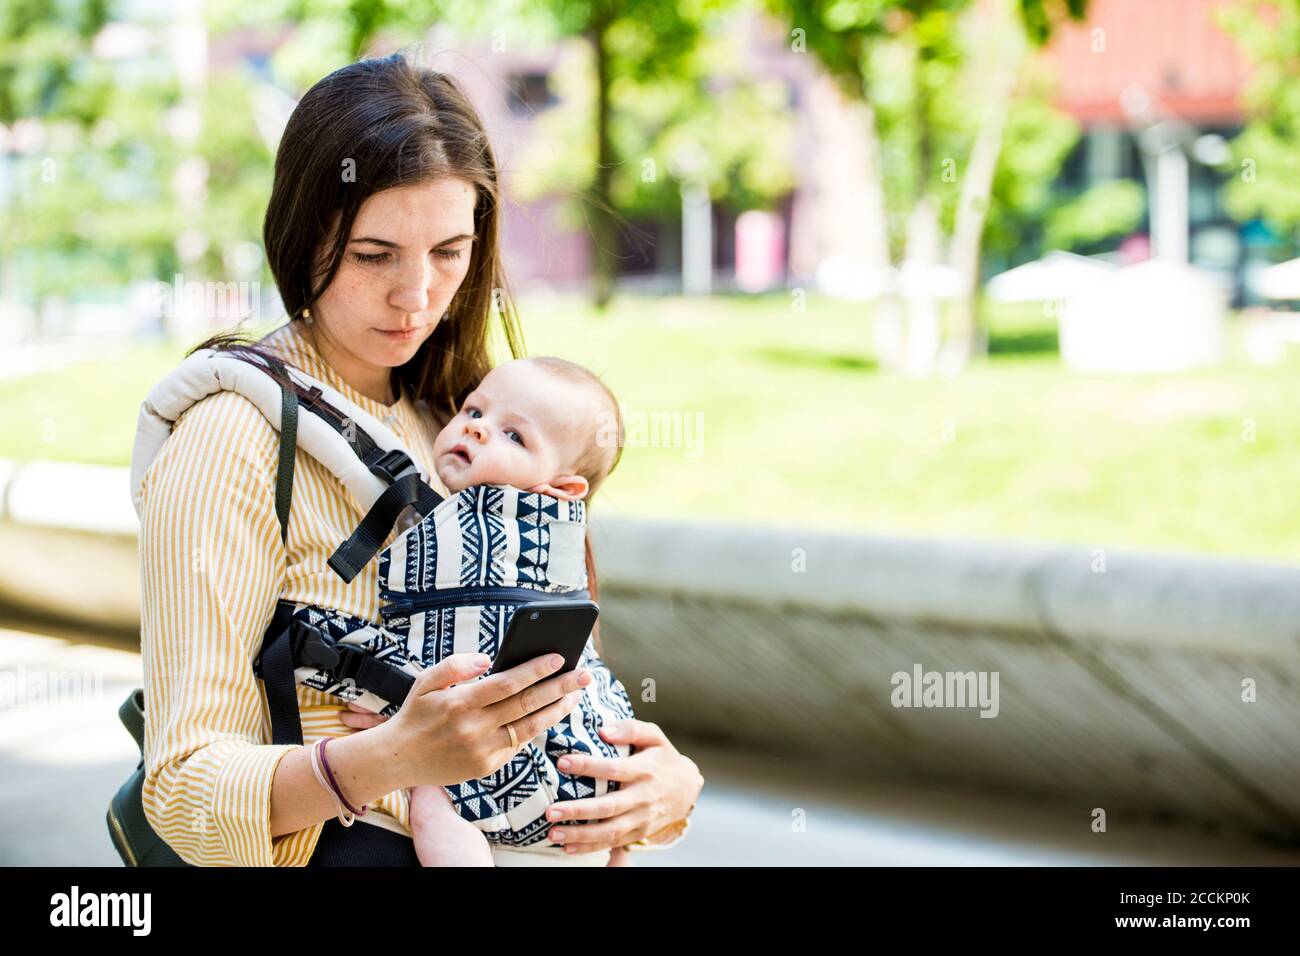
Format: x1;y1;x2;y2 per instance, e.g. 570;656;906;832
129;348;428;518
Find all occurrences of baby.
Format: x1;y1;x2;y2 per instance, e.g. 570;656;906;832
408;355;631;866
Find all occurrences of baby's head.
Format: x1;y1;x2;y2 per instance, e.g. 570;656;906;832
432;357;623;502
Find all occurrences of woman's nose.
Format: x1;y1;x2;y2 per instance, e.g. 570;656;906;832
388;258;433;314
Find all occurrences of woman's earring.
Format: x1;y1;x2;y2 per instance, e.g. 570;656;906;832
302;307;312;323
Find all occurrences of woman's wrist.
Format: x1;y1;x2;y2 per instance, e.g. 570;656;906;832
322;718;412;806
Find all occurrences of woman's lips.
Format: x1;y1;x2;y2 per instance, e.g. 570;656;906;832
376;327;421;341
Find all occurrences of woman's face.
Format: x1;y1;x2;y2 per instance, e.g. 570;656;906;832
309;177;478;396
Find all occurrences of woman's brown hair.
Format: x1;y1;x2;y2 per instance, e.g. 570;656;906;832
194;50;524;426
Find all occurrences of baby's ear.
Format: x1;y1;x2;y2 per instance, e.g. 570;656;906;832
527;475;589;501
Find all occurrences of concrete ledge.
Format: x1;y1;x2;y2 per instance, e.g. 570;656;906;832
4;459;1298;838
590;518;1300;656
589;520;1300;839
2;459;138;535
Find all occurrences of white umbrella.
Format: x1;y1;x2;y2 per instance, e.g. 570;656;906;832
1255;257;1300;301
985;251;1116;303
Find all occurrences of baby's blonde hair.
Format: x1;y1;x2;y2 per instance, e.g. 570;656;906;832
526;356;624;502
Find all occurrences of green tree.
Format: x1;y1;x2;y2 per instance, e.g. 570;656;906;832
503;0;747;309
763;0;1088;371
0;1;189;320
1217;0;1300;241
508;5;795;297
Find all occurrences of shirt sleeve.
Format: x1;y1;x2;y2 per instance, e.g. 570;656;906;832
137;389;323;866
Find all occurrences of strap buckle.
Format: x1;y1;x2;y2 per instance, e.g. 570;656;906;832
292;621;371;685
285;618;415;707
368;448;417;484
292;621;342;671
330;644;370;688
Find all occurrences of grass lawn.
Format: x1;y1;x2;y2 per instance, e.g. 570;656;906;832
4;294;1299;563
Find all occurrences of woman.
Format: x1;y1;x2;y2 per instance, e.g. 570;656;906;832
138;52;703;866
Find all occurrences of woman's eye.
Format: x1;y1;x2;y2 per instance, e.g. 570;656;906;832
434;248;463;261
351;251;391;265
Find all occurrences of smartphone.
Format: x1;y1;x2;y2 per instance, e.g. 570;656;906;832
491;599;600;676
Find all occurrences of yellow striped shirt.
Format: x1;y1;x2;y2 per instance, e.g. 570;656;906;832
138;319;451;866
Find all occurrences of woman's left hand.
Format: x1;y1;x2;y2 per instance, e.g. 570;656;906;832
542;719;704;855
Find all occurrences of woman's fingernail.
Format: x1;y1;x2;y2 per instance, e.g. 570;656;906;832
602;725;620;739
547;807;562;820
549;654;564;670
557;757;573;772
473;654;490;667
550;829;566;843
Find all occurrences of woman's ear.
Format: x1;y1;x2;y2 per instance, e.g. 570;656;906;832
527;475;589;501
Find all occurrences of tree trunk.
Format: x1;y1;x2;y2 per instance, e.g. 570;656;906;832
586;17;617;312
853;97;902;370
903;194;943;376
947;0;1027;365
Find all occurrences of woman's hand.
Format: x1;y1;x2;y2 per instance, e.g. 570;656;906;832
355;652;594;789
541;719;704;855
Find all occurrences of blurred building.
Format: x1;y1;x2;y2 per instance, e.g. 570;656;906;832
1041;0;1266;303
454;1;1269;301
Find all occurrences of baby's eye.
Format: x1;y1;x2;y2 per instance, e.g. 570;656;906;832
466;407;481;419
506;430;525;447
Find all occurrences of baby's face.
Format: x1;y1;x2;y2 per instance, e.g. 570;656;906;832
432;360;592;499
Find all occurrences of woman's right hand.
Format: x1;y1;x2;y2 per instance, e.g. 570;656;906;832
361;652;593;788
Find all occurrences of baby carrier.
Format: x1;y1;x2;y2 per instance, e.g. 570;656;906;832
107;346;632;866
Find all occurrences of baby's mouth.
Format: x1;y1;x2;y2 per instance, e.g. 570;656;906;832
449;444;472;464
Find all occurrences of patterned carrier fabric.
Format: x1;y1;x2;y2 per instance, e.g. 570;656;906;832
288;483;634;851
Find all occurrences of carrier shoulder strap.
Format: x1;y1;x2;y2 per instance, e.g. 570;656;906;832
126;347;443;752
256;373;422;746
130;345;444;527
130;345;450;577
276;374;297;545
254;350;447;581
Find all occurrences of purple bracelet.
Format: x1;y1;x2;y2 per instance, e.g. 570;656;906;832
319;737;367;816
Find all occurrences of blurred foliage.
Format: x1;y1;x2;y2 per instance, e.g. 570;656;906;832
0;0;111;124
1042;178;1144;252
2;0;779;311
511;14;796;224
1217;0;1300;239
767;0;1092;262
498;0;759;306
0;0;1123;316
0;1;186;301
988;69;1143;257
